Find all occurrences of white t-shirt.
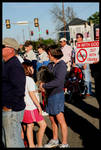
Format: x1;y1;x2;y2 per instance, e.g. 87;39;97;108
24;50;37;61
24;76;40;110
16;55;24;63
61;44;72;63
38;51;49;63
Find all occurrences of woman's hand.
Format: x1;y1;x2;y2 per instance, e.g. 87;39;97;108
39;82;45;92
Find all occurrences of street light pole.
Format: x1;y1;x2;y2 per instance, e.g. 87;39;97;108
62;2;66;38
22;29;25;44
28;25;31;41
38;25;40;39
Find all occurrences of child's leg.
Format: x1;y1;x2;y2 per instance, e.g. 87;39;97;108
37;120;47;147
26;123;35;148
21;123;28;147
21;123;26;139
21;125;24;140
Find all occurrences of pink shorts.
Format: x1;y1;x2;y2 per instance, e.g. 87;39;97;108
22;109;44;124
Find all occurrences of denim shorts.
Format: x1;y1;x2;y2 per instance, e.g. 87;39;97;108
46;91;65;115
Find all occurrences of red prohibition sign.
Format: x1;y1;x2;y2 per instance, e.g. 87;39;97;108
77;49;87;62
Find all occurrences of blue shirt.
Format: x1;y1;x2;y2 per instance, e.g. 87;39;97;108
36;60;50;71
43;60;67;96
2;56;26;111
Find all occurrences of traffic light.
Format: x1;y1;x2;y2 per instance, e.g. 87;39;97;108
5;19;11;29
46;29;49;35
30;31;33;36
34;18;39;27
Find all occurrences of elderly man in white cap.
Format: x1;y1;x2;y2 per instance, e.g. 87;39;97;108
60;37;72;72
2;37;26;147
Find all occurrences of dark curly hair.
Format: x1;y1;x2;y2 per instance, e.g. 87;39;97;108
76;33;83;39
46;44;63;59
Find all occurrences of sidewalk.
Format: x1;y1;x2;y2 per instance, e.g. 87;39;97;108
34;76;100;148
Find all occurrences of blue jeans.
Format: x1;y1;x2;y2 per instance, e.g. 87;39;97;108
2;110;25;148
82;64;92;94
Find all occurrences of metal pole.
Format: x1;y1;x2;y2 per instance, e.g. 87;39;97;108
28;25;31;41
22;29;25;43
38;25;40;39
62;2;66;38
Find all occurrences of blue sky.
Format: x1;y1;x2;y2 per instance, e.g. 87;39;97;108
2;2;99;44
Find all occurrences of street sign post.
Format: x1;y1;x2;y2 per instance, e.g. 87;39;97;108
75;41;99;64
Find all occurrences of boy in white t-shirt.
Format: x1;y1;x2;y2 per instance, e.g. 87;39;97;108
21;60;47;148
37;44;50;71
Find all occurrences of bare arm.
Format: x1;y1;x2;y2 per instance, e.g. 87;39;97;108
29;91;42;115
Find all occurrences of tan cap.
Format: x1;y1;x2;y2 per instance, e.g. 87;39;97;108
3;37;19;50
60;37;67;42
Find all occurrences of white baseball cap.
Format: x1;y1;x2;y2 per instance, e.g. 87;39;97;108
3;37;19;50
60;38;67;42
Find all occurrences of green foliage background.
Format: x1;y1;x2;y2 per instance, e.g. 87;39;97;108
20;38;57;54
87;12;99;24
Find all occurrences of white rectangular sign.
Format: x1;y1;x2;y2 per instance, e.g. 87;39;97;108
75;41;99;64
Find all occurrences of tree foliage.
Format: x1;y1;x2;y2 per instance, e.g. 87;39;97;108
87;11;99;25
20;38;56;53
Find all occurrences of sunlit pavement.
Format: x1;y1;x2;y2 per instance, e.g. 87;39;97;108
34;76;99;148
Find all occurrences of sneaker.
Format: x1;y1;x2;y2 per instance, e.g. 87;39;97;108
42;111;49;116
44;139;59;148
35;144;43;148
86;93;90;96
59;144;70;148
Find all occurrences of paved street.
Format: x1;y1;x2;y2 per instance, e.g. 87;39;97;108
34;76;100;148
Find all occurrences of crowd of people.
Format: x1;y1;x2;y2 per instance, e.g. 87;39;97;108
2;34;100;148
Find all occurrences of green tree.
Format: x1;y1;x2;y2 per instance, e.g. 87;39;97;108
38;38;56;46
87;11;99;24
23;38;56;52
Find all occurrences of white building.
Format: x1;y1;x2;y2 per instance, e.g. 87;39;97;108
68;18;94;47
